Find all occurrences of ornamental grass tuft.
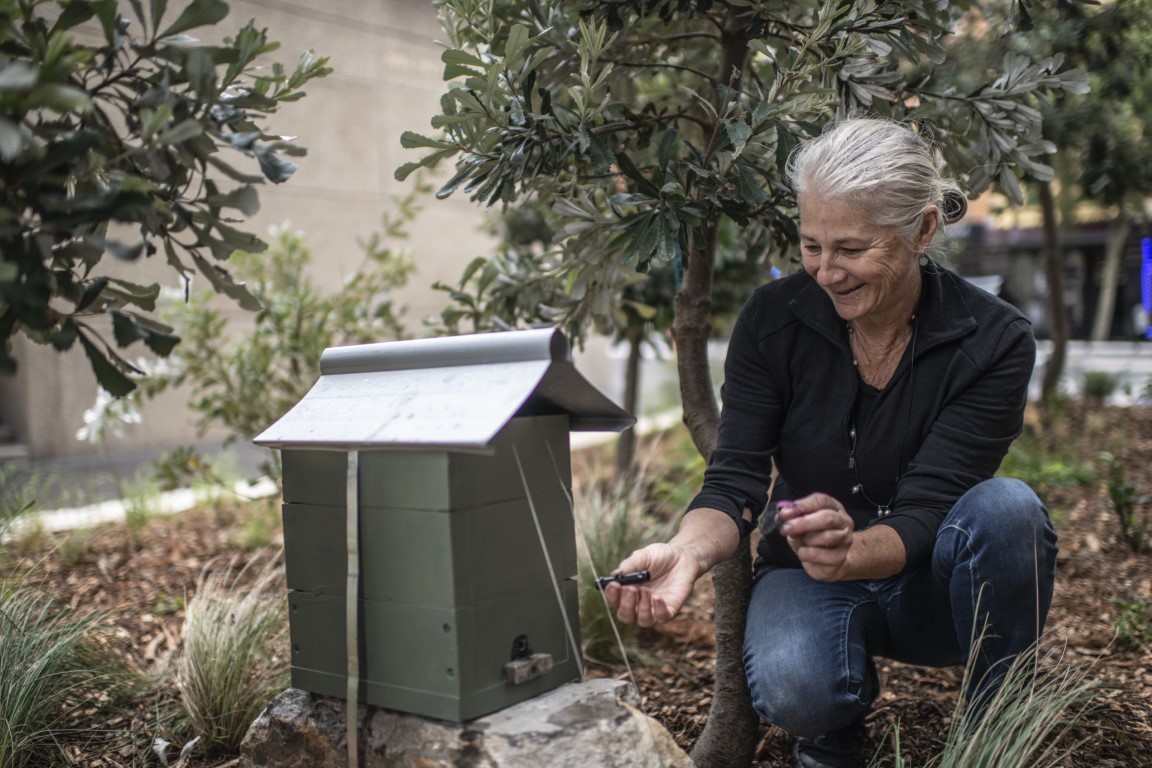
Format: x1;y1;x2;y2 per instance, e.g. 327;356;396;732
173;553;289;753
0;583;119;768
874;640;1102;768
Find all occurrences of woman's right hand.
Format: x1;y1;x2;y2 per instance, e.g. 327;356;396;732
601;542;703;627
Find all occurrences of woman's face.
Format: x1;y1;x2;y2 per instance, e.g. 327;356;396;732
799;196;929;326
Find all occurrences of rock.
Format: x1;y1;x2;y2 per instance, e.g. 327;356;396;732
241;679;694;768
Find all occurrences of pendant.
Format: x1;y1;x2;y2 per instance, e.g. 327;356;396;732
877;505;891;517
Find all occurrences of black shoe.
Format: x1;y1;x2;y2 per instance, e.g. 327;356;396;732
792;718;867;768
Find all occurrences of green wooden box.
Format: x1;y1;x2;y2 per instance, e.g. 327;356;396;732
279;415;581;722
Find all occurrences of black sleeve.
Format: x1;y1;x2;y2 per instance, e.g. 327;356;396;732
875;317;1035;567
686;294;785;538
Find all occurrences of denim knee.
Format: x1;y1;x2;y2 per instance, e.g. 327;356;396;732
935;477;1056;569
933;476;1058;691
744;572;878;738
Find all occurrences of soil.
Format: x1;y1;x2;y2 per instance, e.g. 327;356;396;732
4;404;1151;767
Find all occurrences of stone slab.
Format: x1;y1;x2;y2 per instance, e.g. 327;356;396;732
241;679;694;768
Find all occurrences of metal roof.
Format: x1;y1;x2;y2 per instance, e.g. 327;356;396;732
253;328;635;452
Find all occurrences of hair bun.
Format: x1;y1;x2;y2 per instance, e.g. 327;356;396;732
941;189;968;225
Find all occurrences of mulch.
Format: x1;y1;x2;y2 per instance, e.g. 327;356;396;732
3;405;1151;767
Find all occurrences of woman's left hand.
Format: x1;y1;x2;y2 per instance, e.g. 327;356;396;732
776;493;855;581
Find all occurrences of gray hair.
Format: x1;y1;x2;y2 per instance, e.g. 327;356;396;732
787;118;968;252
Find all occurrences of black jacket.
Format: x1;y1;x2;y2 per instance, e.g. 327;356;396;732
687;263;1035;571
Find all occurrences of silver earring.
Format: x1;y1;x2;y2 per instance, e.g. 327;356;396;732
918;254;929;267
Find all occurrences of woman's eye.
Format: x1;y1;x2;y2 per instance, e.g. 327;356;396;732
840;248;864;257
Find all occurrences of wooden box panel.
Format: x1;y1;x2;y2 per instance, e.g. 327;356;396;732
287;580;580;722
281;415;572;511
281;490;576;606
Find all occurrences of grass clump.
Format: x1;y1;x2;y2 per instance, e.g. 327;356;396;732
119;472;162;551
875;644;1102;768
1112;594;1152;652
1082;370;1119;403
1099;451;1150;552
999;432;1095;500
574;472;676;666
0;583;124;768
171;553;289;753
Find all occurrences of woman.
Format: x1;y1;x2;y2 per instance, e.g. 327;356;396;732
604;118;1058;768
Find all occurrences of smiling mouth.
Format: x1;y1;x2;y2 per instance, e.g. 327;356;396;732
834;285;864;298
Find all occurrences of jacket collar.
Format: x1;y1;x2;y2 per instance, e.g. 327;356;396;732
787;262;978;355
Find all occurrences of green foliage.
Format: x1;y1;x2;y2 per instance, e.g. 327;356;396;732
234;498;281;550
119;470;160;550
430;197;763;345
87;206;415;480
0;582;129;768
575;472;676;665
172;555;288;753
1111;594;1152;652
0;465;41;541
876;645;1101;767
403;1;1089;344
0;0;332;395
1024;0;1152;210
1081;370;1119;403
0;464;71;521
644;425;708;514
998;432;1095;498
54;526;94;566
1099;451;1150;553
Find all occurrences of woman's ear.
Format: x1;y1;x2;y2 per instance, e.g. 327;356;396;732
917;205;940;251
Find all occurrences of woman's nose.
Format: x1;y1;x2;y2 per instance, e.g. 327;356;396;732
815;256;842;286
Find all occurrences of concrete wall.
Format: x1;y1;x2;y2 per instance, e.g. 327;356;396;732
1;1;495;461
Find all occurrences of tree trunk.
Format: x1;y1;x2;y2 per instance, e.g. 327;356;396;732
674;12;762;765
615;326;643;482
1039;181;1068;404
675;219;760;768
1090;214;1129;342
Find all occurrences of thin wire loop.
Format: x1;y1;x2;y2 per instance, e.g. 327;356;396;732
513;444;584;679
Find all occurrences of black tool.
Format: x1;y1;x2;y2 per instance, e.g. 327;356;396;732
596;570;651;590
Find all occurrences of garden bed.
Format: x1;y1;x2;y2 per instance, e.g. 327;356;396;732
2;405;1150;766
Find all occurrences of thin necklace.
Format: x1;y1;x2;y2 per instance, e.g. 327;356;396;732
848;322;911;387
847;315;917;518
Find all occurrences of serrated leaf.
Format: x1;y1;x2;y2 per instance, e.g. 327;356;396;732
77;276;110;311
587;134;615;174
112;310;180;355
725;121;753;157
190;253;261;311
79;333;136;397
442;49;485;68
49;318;79;350
106;278;161;310
399;131;456;151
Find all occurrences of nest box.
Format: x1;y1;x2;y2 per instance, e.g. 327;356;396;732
254;328;634;722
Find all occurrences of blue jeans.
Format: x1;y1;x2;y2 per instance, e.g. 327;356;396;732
743;478;1058;738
